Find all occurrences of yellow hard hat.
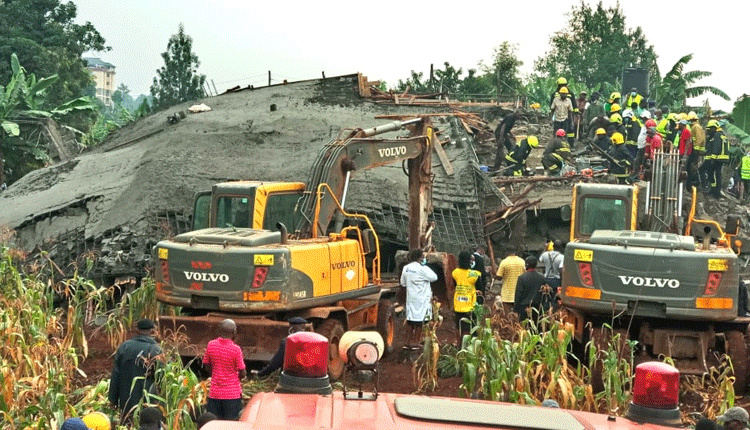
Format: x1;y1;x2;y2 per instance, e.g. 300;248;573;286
667;113;678;121
707;119;719;128
609;103;621;113
611;133;625;144
595;128;607;135
557;77;568;85
677;113;688;121
558;87;569;94
610;113;622;124
688;111;699;121
82;412;111;430
610;92;621;101
527;136;539;147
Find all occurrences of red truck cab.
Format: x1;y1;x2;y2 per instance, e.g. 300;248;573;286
203;331;684;430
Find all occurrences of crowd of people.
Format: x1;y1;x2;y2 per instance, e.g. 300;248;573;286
399;240;565;351
493;77;740;201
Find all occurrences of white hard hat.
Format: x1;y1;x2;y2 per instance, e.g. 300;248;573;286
623;109;634;118
639;110;652;119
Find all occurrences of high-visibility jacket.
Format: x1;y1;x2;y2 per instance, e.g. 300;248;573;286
506;139;533;165
656;118;670;139
624;93;643;109
741;155;750;180
706;131;729;161
691;123;706;154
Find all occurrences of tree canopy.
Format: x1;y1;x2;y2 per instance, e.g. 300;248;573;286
150;24;206;110
480;42;523;96
0;0;108;108
534;1;657;90
653;54;729;111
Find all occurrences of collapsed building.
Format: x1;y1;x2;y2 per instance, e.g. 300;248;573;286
0;73;574;284
4;73;747;285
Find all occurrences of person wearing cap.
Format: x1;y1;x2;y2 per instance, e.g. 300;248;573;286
493;109;522;171
542;129;572;176
60;417;88;430
549;77;577;111
202;319;246;420
550;87;573;142
645;123;663;161
108;319;163;423
502;136;539;176
253;317;309;378
633;111;651;174
717;406;749;430
674;119;693;157
592;128;612;152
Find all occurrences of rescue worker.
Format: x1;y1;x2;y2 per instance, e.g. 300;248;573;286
666;113;680;152
588;114;611;140
623;109;640;157
583;92;605;135
592;128;612;152
689;112;707;187
493;109;522;170
572;91;588;146
607;103;622;120
624;87;645;111
608;132;633;183
503;136;539;176
609;113;626;137
604;92;621;115
549;77;577;111
542;129;572;176
550;87;573;141
705;120;729;198
656;112;674;148
739;150;750;202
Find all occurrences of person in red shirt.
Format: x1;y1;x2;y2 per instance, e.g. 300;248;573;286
645;124;663;161
675;119;693;157
203;319;247;420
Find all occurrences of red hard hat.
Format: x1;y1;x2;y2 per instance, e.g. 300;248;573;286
645;119;656;128
556;129;566;137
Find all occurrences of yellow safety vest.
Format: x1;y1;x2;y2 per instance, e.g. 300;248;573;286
741;156;750;180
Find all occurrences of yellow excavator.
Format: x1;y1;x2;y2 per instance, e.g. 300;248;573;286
153;117;451;378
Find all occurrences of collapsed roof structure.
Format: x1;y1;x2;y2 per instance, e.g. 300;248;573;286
0;73;556;283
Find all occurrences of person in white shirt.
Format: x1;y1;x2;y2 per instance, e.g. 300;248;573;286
400;249;438;349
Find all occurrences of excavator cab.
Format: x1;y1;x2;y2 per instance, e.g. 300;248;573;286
570;183;638;242
190;181;306;232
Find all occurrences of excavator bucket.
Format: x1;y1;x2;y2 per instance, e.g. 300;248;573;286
159;314;301;362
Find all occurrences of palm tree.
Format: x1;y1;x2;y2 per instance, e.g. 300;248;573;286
653;54;729;110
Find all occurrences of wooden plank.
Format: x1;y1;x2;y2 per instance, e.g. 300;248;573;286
433;140;454;176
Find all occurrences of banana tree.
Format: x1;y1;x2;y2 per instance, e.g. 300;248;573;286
1;53;97;186
653;54;729;110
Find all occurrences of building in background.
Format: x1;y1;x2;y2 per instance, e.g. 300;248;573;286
84;57;116;107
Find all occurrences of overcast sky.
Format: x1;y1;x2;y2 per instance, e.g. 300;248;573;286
74;0;747;111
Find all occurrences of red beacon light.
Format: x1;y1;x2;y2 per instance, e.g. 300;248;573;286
275;331;332;395
626;361;681;427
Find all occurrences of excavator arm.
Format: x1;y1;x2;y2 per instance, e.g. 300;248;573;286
294;117;434;242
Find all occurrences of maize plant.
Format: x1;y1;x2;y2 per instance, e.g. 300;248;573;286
413;300;442;393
